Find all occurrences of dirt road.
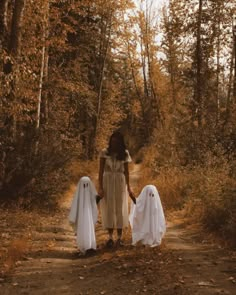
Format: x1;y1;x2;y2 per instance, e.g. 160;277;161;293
0;166;235;294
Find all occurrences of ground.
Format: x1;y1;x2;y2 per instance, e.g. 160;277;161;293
0;166;235;295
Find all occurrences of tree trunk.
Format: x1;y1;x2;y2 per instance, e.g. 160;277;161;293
8;0;25;56
89;7;113;158
36;0;49;130
35;0;49;155
7;0;25;140
126;41;150;136
141;40;149;101
216;36;220;123
36;47;45;131
146;32;163;127
127;43;142;101
233;34;236;103
142;2;163;132
195;0;203;127
215;2;221;124
96;13;112;125
0;0;9;47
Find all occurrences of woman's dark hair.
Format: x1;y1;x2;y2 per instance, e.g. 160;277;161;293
107;131;127;161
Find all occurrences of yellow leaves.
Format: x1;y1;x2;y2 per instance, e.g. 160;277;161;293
46;241;55;249
2;239;29;274
131;100;142;116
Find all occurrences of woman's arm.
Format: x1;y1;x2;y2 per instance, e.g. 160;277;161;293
98;157;105;198
124;162;136;204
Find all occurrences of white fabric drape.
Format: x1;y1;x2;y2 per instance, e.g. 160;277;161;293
129;185;166;246
68;176;98;253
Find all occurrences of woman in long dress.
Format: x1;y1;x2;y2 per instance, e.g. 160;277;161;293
98;131;135;247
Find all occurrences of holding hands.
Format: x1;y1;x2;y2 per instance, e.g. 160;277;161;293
128;187;136;204
98;187;104;199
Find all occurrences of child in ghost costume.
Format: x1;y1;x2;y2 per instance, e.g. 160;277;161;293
129;185;166;247
68;176;98;254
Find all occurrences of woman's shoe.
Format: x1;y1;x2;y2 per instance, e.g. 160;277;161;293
85;248;97;256
106;239;114;248
116;238;124;247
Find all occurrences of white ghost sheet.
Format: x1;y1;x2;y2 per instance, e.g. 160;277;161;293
129;185;166;246
68;176;98;253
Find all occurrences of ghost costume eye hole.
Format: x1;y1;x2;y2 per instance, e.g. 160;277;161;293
83;183;89;188
152;193;154;197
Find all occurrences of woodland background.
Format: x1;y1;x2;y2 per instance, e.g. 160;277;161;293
0;0;236;245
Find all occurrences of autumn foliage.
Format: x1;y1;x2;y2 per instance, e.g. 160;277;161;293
0;0;236;243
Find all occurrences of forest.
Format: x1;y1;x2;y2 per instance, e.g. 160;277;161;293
0;0;236;244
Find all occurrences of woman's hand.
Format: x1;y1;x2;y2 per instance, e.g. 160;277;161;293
128;187;136;204
98;187;104;199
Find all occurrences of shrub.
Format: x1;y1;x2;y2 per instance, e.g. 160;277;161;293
141;143;236;246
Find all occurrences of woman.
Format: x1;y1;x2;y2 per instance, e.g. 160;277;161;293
98;131;135;247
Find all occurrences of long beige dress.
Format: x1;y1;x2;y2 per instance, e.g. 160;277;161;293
100;148;132;229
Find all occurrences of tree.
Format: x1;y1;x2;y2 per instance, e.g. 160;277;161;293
4;0;25;140
124;0;164;140
0;0;9;48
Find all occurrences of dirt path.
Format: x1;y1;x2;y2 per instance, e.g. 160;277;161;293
164;212;236;294
0;167;235;294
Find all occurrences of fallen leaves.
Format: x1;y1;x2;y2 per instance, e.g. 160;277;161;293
227;276;236;284
198;281;215;287
0;206;235;295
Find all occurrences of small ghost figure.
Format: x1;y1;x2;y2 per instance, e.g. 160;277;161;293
68;176;98;254
129;185;166;247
